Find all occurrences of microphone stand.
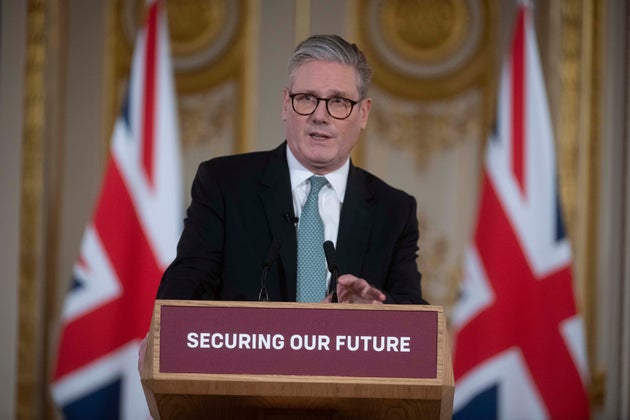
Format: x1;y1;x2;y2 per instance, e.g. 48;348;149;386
259;239;281;302
323;241;339;303
329;266;338;303
258;265;270;302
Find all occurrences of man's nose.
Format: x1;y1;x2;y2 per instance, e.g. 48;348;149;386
311;99;329;121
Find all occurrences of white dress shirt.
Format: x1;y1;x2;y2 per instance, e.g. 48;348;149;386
286;146;349;249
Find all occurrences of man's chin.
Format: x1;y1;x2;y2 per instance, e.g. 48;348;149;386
308;157;342;174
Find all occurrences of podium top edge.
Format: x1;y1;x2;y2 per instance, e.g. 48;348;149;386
154;299;444;313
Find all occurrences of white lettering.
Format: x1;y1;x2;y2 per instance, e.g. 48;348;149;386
373;336;385;352
400;336;410;352
290;334;302;350
258;334;270;349
303;335;317;350
199;332;210;348
336;335;346;351
360;336;371;351
272;334;284;350
239;333;251;349
289;334;330;351
318;335;330;351
347;336;359;351
334;335;411;352
387;336;398;352
187;332;199;348
225;333;237;349
211;333;223;348
185;332;345;352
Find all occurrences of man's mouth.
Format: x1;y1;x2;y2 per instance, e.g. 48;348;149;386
309;131;331;140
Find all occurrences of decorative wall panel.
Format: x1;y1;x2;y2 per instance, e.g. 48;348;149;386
357;0;496;308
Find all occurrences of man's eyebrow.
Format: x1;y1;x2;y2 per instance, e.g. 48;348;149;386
296;89;353;98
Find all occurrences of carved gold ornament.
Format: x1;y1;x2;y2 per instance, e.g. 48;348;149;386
358;0;492;100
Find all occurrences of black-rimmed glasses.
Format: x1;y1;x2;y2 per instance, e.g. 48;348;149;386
289;93;359;120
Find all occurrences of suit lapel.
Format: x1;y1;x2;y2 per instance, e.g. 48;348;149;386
259;143;298;300
337;163;374;276
257;149;374;297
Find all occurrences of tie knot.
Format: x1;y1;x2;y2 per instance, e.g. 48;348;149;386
309;176;328;196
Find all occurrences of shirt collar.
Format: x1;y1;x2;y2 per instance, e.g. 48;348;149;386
286;145;349;202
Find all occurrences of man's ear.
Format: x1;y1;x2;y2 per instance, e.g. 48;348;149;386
281;88;291;121
360;97;372;129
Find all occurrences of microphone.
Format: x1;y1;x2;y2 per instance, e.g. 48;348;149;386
323;240;339;303
259;239;281;301
283;213;299;225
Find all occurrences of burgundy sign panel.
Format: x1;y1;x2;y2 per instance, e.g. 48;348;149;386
159;305;438;379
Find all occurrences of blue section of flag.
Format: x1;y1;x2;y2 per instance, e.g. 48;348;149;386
61;377;122;420
121;90;131;134
490;120;499;144
69;273;83;292
454;383;499;420
555;188;567;242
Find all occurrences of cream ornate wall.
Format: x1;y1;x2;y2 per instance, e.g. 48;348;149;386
356;0;495;308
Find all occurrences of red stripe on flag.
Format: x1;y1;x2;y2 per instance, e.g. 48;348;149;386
53;159;162;379
511;7;526;194
142;2;158;186
454;173;589;418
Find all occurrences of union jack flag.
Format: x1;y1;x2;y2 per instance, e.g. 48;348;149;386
451;3;590;419
51;1;182;418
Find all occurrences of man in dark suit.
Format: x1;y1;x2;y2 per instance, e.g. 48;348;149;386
157;34;427;305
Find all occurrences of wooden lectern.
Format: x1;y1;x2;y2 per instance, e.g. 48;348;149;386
141;300;454;419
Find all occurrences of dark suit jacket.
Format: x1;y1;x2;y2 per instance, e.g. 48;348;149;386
157;142;426;304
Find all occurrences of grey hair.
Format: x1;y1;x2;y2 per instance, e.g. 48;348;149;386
287;34;372;99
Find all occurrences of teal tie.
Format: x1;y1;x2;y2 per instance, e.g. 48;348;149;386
296;176;328;302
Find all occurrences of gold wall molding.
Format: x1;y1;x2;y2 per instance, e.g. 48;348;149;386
558;0;602;407
539;0;603;405
295;0;311;45
18;2;47;417
19;0;67;418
